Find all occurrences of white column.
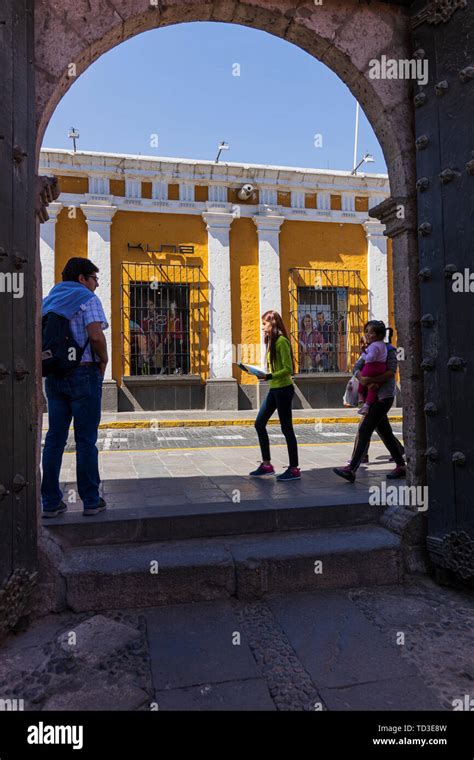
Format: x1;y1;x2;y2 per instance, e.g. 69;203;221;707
202;211;235;378
40;202;62;296
253;214;285;364
364;220;389;326
80;204;117;379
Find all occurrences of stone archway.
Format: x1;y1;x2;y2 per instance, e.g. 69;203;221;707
34;0;425;482
0;0;428;635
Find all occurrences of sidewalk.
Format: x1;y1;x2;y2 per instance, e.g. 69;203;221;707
42;407;403;430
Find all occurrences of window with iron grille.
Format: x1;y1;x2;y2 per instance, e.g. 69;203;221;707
289;268;367;374
121;262;204;377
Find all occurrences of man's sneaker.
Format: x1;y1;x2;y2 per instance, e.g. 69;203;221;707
83;497;107;516
333;466;356;483
276;467;301;481
249;463;275;477
386;465;406;480
42;501;67;518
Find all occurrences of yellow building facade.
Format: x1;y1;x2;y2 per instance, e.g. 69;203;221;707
39;149;393;411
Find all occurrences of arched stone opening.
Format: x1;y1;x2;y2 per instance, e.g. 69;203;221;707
34;0;424;484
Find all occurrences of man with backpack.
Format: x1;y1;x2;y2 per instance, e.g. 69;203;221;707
41;257;108;517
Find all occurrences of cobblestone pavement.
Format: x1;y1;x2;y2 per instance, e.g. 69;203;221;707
44;422;403;453
0;579;471;711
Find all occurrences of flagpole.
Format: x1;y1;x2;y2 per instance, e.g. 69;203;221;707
353;101;360;173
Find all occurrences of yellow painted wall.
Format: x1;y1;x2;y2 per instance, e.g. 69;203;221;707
110;212;208;384
142;182;152;199
195;186;208;202
277;191;291;208
330;195;342;211
279;220;369;372
305;194;317;209
54;207;88;282
51;202;377;387
229;218;260;386
56;175;88;194
168;184;179;201
110;179;125;196
355;196;369;212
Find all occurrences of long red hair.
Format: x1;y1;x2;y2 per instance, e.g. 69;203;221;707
262;310;295;372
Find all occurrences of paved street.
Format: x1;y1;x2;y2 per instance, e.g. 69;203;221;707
45;423;404;514
52;421;403;452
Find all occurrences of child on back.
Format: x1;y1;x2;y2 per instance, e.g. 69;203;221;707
357;321;388;415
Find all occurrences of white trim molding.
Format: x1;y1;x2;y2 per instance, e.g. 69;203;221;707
291;190;305;209
40;201;63;296
89;175;109;195
125;179;141;199
202;211;235;379
179;183;195;202
253;214;285;363
152;181;168;201
364;220;389;327
317;192;330;211
80;203;117;379
208;185;228;203
341;193;356;212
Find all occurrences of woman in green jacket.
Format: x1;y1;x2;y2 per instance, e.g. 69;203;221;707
250;310;301;481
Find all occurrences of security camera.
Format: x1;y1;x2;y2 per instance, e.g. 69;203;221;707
238;183;254;201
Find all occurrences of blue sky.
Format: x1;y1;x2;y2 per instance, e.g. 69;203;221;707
42;22;386;174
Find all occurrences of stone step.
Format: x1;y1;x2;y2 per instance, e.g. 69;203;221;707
46;494;383;548
60;524;402;612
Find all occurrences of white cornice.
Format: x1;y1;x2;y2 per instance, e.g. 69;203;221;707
80;203;117;224
202;211;235;231
40;148;390;196
253;214;285;233
60;192;381;226
363;220;386;238
43;201;63;222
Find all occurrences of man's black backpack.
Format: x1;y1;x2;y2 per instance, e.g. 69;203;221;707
42;312;90;377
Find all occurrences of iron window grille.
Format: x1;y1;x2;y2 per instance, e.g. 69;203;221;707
121;262;205;377
289;268;367;374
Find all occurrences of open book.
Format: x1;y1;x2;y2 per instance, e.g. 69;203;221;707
234;362;266;378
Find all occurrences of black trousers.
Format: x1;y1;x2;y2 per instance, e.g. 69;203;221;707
255;384;298;468
350;397;405;470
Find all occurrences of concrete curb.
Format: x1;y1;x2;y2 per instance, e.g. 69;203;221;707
97;416;403;430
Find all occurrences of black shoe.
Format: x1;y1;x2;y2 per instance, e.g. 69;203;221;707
333;466;356;483
42;501;67;518
83;497;107;516
386;465;406;480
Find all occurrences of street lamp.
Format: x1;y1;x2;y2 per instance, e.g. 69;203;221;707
351;152;375;175
68;127;79;153
215;141;230;163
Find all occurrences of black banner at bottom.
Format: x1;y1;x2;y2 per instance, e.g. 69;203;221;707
0;710;472;758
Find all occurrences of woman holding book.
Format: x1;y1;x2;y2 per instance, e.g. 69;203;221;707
249;310;301;481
